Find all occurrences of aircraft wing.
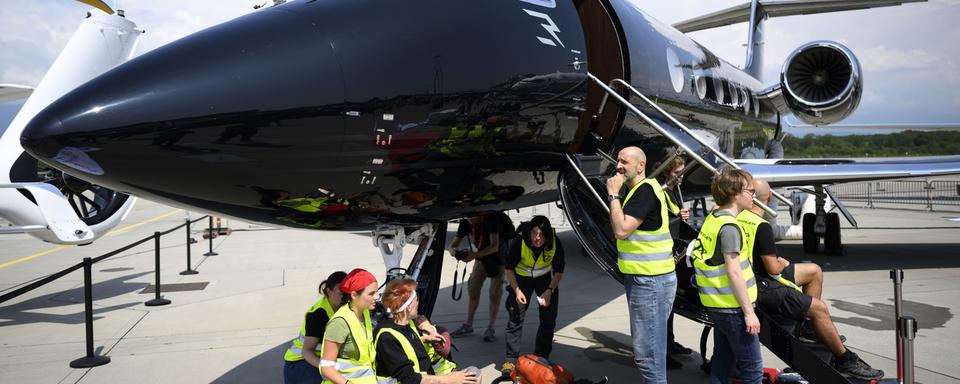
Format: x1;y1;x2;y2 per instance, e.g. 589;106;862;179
673;0;927;33
0;84;33;103
736;156;960;187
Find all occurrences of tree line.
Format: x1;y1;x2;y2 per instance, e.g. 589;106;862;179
782;130;960;157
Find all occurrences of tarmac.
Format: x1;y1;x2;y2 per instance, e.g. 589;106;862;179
1;199;959;383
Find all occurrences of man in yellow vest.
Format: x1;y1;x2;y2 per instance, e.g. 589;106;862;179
741;179;883;381
690;167;761;384
607;146;676;384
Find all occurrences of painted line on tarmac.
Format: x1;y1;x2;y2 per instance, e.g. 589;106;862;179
0;209;182;269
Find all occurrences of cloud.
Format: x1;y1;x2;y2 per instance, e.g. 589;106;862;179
858;46;947;72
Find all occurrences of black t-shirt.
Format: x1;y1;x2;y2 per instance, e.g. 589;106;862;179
455;214;501;250
374;322;435;384
505;237;566;274
304;307;331;338
751;221;780;284
621;184;663;232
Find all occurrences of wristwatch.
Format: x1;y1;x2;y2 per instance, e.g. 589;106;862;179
607;194;620;203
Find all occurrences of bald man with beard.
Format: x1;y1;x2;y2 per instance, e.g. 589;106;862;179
737;179;884;381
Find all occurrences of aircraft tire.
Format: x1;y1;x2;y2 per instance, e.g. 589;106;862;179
802;213;819;254
824;212;842;255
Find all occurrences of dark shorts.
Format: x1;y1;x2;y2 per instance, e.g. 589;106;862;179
758;283;812;321
781;263;796;283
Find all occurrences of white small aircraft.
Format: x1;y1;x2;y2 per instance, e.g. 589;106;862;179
0;0;142;244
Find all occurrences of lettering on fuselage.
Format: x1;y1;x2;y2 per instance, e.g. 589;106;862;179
519;0;564;48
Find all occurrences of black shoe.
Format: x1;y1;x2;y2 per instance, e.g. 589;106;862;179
833;352;884;381
667;355;682;370
668;341;692;355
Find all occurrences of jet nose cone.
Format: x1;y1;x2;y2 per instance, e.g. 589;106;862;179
20;111;64;160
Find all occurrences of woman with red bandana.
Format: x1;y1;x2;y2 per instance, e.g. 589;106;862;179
320;269;380;384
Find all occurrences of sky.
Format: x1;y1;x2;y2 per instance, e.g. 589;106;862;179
1;0;958;128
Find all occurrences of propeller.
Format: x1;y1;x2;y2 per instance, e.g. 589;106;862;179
77;0;114;15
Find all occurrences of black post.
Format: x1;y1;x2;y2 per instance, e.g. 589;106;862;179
891;269;904;382
145;232;171;306
180;219;198;275
204;216;218;256
70;257;110;368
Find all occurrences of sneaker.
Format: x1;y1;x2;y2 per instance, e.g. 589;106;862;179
483;328;496;342
833;352;884;381
667;355;682;370
501;361;516;375
450;324;474;338
668;341;692;355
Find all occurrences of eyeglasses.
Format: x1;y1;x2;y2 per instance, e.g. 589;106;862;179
743;188;756;197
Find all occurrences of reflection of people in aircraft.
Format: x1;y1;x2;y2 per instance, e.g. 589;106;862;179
320;268;379;384
502;215;564;370
448;214;504;343
375;279;480;384
283;271;347;384
653;157;693;368
740;179;884;381
607;146;676;384
691;168;762;384
275;196;350;215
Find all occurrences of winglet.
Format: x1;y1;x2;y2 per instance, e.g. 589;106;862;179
77;0;114;15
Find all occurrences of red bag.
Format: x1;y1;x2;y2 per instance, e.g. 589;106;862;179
511;354;574;384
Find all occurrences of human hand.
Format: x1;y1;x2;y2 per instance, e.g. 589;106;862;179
607;173;624;195
463;252;477;263
744;312;760;335
515;288;527;305
680;207;690;220
447;370;480;384
540;289;552;307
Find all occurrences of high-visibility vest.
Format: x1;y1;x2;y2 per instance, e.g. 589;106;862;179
617;179;675;275
736;210;803;292
692;212;758;308
374;321;457;383
322;305;377;384
663;187;681;216
515;233;556;278
284;297;335;362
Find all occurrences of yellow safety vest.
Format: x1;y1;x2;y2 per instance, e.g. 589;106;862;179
374;321;457;383
663;187;681;216
692;212;758;308
736;210;802;292
322;305;377;384
284;297;335;362
516;233;556;278
617;179;675;275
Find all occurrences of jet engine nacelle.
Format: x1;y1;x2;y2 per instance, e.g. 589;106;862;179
780;41;862;126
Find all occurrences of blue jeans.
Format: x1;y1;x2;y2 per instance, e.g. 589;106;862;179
707;309;763;384
625;272;677;384
283;360;323;384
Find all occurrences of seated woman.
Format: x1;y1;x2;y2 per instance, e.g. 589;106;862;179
283;270;347;384
320;268;380;384
375;278;481;384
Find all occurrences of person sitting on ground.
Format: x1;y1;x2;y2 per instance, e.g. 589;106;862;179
375;278;481;384
739;179;884;381
320;268;380;384
283;271;347;384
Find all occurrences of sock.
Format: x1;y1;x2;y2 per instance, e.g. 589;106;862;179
839;349;855;363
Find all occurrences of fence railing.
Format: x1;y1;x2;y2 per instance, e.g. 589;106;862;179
0;215;215;368
830;179;960;212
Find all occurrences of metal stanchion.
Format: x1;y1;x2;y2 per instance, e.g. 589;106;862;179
180;219;198;275
899;316;917;384
70;257;111;368
145;232;171;306
891;269;904;383
204;216;218;256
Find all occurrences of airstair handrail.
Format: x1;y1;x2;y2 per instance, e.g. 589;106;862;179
587;73;782;217
565;153;611;214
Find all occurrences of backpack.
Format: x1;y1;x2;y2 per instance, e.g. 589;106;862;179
511;354;574;384
495;211;516;241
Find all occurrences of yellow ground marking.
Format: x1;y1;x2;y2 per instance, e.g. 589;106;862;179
0;209;182;269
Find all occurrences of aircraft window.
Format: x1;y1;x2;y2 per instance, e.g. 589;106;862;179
720;79;731;105
711;76;724;103
743;91;751;115
729;82;740;107
693;75;707;100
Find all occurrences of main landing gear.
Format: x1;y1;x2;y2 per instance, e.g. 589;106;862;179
372;222;447;317
801;186;843;255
